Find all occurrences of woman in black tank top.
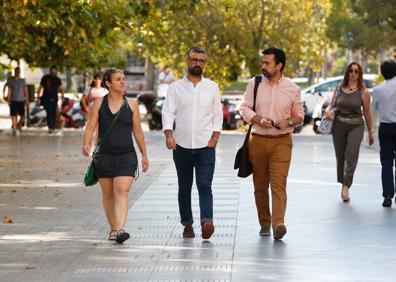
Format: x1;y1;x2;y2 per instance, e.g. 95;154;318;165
82;68;149;244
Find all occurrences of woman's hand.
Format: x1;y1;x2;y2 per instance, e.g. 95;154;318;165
141;156;149;172
325;109;335;121
368;132;374;146
82;144;91;156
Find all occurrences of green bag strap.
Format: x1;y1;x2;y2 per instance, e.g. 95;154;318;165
93;97;128;154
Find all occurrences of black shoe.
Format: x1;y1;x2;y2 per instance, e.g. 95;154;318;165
115;229;130;244
382;197;392;207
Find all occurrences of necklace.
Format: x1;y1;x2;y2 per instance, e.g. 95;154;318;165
348;86;357;91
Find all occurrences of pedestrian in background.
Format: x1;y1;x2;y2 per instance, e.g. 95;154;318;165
80;73;108;115
239;47;304;240
372;60;396;207
36;66;64;134
325;62;374;202
157;64;175;98
162;46;222;240
5;67;28;135
82;68;149;244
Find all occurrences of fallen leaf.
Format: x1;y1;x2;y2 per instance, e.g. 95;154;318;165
3;216;14;224
11;189;17;192
25;265;34;270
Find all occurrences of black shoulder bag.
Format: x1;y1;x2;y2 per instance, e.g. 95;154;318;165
234;75;262;178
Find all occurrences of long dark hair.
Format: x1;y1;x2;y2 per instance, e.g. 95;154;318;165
341;62;365;92
90;73;101;88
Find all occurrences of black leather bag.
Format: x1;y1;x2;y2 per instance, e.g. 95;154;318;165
234;75;261;178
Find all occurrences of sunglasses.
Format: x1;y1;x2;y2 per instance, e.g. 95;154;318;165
348;69;360;74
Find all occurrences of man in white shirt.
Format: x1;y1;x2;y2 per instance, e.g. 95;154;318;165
372;60;396;207
162;46;223;240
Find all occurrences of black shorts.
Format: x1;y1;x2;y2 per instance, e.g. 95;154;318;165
93;151;138;178
10;101;25;116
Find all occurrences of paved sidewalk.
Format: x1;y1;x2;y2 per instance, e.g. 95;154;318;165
0;129;395;281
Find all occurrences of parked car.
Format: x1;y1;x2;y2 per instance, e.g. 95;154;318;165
301;74;377;123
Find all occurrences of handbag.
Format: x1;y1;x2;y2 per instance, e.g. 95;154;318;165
317;117;333;135
83;98;127;186
234;75;261;177
318;92;338;135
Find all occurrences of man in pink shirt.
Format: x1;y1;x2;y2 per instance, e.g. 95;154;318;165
239;47;304;240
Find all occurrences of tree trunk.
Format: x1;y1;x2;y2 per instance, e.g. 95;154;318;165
145;57;154;91
66;67;72;92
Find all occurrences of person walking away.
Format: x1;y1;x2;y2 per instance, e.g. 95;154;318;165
239;47;304;240
36;66;64;134
5;67;28;135
157;64;175;98
324;62;374;202
162;46;222;240
82;68;149;244
372;60;396;207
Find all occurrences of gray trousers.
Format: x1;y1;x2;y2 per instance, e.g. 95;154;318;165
332;119;364;188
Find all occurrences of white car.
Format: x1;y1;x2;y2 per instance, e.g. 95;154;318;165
301;74;377;121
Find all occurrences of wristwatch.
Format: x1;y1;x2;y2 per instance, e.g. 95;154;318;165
288;118;293;127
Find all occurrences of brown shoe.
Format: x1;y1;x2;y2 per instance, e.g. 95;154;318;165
201;221;215;239
273;224;287;240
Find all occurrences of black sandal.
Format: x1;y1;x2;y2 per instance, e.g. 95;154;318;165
115;229;130;244
107;230;117;241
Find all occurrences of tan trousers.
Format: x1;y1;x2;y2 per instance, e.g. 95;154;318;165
248;134;292;229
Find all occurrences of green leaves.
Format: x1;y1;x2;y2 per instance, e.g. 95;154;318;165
0;0;336;86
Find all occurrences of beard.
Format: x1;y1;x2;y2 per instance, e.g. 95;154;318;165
188;66;203;76
262;69;273;78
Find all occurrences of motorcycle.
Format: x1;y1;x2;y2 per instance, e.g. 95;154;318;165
222;98;245;130
29;104;47;127
60;98;85;128
312;99;329;134
137;92;163;130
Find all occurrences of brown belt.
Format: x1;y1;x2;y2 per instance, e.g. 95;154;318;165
251;133;290;138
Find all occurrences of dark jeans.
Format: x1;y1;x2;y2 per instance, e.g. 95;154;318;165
43;99;57;130
173;145;216;226
379;123;396;198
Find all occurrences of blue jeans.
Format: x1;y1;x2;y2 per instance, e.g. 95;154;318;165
379;123;396;198
173;145;215;226
43;99;58;130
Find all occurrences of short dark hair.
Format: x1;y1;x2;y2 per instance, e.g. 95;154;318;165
261;47;286;72
187;46;206;59
380;60;396;80
15;67;20;72
50;65;57;70
102;68;123;89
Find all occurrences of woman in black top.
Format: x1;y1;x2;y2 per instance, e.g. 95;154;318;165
82;68;149;244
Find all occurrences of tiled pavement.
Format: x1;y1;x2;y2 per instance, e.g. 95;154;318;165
0;128;395;282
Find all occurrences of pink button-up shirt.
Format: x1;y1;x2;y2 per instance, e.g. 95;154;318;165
239;75;304;136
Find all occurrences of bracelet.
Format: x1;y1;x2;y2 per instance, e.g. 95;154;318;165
260;118;265;126
369;129;374;134
211;137;219;142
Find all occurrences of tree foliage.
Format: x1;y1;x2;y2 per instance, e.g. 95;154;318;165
327;0;396;51
0;0;332;86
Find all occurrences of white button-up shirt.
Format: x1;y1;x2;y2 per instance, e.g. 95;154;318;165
162;75;223;149
372;77;396;123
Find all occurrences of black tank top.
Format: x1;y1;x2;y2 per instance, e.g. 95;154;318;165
98;95;134;154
